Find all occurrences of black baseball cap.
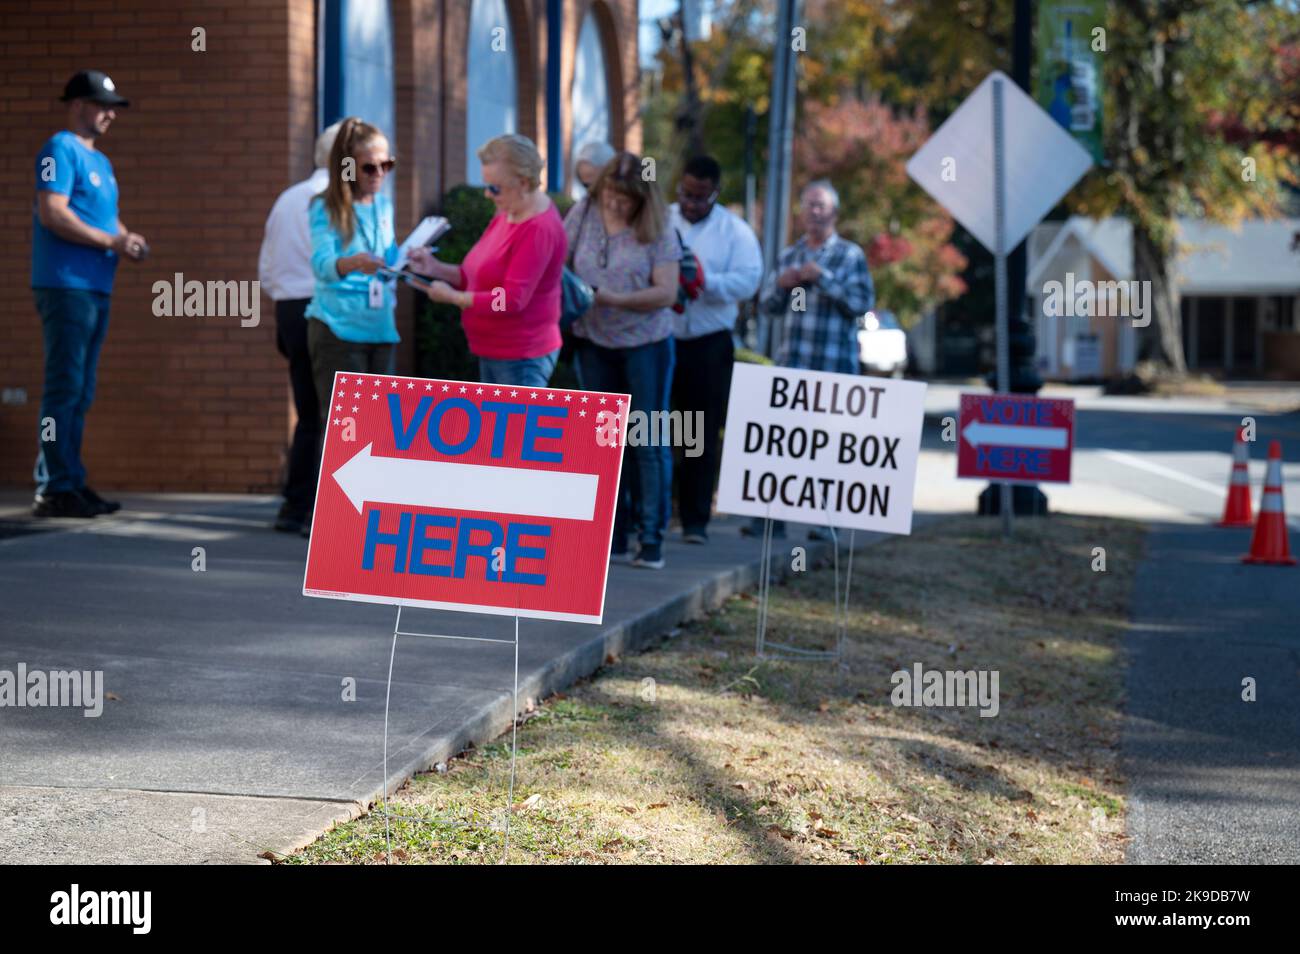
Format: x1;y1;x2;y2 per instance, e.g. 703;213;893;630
60;70;130;107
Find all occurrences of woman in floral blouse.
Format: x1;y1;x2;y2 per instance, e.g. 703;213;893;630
565;152;681;570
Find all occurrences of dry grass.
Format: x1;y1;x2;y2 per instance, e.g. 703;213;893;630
292;514;1142;865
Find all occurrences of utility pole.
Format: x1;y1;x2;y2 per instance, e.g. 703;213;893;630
978;0;1047;518
759;0;803;358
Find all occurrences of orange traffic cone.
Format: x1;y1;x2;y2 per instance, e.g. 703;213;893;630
1218;427;1254;527
1243;440;1295;566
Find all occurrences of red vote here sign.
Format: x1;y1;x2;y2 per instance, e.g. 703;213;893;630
957;392;1074;484
303;373;630;623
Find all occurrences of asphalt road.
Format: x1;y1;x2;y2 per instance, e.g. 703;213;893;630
929;384;1300;863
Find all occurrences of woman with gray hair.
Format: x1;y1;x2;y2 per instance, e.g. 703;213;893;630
573;141;616;194
408;134;567;387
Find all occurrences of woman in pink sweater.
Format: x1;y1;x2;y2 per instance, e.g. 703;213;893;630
408;134;566;387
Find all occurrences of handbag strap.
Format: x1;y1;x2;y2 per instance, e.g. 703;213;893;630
567;198;592;269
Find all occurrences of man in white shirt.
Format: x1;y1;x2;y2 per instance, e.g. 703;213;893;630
668;155;763;543
258;122;340;534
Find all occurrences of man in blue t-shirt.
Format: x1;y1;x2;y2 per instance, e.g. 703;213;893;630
31;70;148;518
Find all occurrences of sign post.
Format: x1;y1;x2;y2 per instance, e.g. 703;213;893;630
717;365;927;657
906;69;1093;532
303;371;628;860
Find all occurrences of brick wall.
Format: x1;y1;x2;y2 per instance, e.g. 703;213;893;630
0;1;309;493
0;0;639;494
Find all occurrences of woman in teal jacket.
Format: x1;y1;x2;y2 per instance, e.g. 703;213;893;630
305;116;400;420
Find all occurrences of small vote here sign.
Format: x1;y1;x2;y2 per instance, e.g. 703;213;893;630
957;392;1075;484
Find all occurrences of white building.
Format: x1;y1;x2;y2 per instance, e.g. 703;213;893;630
1027;216;1300;378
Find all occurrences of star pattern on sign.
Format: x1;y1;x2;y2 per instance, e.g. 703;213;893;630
616;399;623;408
352;406;358;412
494;388;501;396
530;392;538;399
459;385;467;393
371;393;379;400
581;396;588;403
340;376;348;384
579;409;587;417
390;381;399;388
442;384;449;392
510;390;518;397
547;393;555;401
476;387;484;395
564;394;572;402
407;382;414;389
374;379;382;387
599;397;607;404
354;391;361;398
335;404;342;411
425;384;433;391
337;390;344;397
333;417;341;425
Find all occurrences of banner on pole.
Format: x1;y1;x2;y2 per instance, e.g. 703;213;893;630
303;373;629;624
1035;0;1106;165
716;365;927;534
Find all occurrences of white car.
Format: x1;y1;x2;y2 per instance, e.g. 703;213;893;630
858;310;908;377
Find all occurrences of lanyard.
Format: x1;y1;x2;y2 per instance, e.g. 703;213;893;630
356;204;383;256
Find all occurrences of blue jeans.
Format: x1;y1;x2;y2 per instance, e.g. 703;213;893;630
576;337;674;550
478;348;560;388
33;288;112;495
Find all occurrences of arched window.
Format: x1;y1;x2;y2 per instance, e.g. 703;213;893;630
466;0;519;184
319;1;396;189
569;9;612;197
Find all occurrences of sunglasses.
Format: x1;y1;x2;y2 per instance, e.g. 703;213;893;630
676;184;719;205
484;183;503;196
361;159;396;175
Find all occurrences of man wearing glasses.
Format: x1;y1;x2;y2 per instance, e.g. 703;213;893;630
668;156;763;544
31;70;148;519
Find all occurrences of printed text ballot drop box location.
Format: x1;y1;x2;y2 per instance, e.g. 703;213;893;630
957;393;1075;484
717;365;928;534
302;373;630;624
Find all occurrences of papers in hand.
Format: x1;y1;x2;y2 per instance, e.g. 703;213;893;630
394;215;451;270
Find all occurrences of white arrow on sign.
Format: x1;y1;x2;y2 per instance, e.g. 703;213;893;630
962;420;1068;450
332;442;598;520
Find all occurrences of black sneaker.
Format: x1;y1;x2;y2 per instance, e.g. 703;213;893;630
632;543;664;569
79;486;121;514
682;528;708;544
274;502;306;533
32;490;99;519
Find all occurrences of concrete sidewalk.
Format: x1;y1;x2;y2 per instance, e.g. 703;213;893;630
0;491;884;863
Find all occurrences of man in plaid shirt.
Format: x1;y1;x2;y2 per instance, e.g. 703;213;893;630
745;180;874;540
759;180;874;373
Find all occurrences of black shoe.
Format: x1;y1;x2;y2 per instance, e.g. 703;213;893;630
79;486;121;514
33;490;99;519
274;502;306;533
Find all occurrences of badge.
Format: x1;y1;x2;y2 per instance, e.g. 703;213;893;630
368;277;384;309
89;171;102;188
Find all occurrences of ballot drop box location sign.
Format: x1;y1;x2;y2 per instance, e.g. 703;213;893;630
303;373;629;624
717;365;927;534
957;392;1075;484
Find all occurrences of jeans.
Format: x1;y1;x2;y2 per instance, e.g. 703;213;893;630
275;299;321;516
307;319;396;486
576;336;674;550
33;288;112;495
478;348;560;388
672;329;733;534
